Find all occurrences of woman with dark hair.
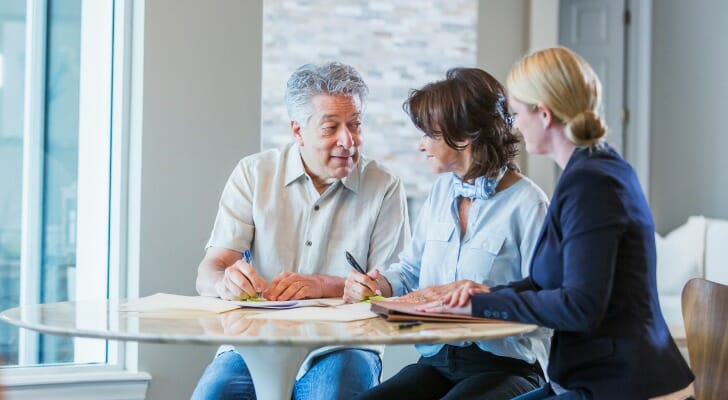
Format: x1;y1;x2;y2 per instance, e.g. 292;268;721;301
344;67;550;399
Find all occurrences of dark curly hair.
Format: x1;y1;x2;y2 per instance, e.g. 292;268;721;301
403;67;519;181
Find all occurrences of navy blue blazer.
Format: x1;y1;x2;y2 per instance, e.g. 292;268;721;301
472;145;693;398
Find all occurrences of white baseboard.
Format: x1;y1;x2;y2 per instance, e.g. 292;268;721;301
2;370;150;400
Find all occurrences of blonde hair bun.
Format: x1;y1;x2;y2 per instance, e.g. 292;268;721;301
566;110;607;147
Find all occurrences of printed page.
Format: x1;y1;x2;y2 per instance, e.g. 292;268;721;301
120;293;346;313
246;302;377;322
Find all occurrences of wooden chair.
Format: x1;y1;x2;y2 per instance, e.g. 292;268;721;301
681;278;728;400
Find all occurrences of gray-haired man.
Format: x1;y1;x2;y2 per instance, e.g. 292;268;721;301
191;62;410;399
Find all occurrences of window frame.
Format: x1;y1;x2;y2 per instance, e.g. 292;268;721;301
2;0;149;396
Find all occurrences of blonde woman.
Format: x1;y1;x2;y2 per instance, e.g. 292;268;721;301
429;48;695;399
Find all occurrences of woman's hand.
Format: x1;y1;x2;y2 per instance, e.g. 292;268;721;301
444;280;490;307
415;280;490;315
398;281;462;304
417;299;472;315
343;269;391;303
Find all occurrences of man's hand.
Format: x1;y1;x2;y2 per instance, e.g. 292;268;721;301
264;271;325;301
215;259;267;301
343;269;391;303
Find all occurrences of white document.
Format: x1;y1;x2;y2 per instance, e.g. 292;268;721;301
229;298;344;309
120;293;345;314
120;293;238;313
246;302;377;322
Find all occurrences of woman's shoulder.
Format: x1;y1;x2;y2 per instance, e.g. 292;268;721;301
502;175;549;208
563;151;633;194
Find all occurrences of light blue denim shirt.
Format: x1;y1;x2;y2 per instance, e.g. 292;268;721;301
380;172;551;369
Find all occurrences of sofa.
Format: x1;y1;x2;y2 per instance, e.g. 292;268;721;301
656;216;728;326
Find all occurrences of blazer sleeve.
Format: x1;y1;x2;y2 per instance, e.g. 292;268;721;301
472;168;628;332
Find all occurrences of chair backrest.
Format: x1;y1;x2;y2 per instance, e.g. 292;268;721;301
681;278;728;400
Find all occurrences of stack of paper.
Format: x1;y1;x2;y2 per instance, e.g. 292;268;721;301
119;293;344;314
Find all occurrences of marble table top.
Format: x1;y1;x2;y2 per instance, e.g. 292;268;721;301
0;299;538;347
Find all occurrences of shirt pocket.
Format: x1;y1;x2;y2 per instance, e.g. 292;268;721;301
460;232;506;283
420;222;455;285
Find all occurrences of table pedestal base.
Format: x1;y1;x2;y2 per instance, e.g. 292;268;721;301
235;345;312;400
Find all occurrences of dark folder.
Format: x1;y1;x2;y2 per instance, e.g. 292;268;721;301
369;300;499;323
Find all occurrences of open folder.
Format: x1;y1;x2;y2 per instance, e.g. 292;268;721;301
370;300;497;323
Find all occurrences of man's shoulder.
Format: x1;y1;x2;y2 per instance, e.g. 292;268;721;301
238;143;291;172
357;156;401;186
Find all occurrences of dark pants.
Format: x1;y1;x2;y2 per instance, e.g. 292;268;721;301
355;344;545;400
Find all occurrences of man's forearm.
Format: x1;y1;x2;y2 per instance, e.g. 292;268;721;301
196;263;224;297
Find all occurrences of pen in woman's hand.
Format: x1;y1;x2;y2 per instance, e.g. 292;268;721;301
345;250;366;274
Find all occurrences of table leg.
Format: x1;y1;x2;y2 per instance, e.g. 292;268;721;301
234;345;311;400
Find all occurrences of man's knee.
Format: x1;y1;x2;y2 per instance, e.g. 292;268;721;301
191;350;255;400
297;350;381;399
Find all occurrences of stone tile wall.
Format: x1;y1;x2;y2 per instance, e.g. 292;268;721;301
262;0;477;213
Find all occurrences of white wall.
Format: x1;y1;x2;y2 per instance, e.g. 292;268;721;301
649;0;728;233
475;0;560;197
131;0;262;398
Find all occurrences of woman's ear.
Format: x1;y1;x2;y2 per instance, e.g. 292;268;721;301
536;103;554;129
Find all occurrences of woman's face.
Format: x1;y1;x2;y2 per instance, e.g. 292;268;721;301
509;98;550;155
418;131;470;175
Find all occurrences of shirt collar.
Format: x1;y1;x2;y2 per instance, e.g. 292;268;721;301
284;142;308;186
282;142;361;194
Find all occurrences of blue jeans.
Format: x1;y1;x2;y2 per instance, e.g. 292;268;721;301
191;348;381;400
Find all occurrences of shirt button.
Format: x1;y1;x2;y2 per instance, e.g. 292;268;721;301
314;205;320;211
305;240;312;246
483;310;492;318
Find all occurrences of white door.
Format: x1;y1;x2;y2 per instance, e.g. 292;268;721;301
559;0;626;153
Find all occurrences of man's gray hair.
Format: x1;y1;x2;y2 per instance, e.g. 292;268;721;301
285;61;369;127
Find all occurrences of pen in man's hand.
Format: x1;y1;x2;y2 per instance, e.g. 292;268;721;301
345;250;366;274
242;249;262;298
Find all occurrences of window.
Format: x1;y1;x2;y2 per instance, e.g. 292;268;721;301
1;0;119;370
261;0;477;217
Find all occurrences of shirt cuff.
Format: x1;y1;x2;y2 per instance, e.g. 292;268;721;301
380;269;406;297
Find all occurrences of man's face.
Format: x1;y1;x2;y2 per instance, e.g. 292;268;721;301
292;94;363;187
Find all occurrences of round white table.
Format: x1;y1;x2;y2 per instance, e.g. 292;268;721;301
0;300;538;400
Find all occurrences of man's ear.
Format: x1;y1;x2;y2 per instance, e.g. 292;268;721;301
536;103;554;129
291;121;304;146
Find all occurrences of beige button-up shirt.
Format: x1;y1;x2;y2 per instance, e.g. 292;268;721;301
206;142;410;377
207;141;410;277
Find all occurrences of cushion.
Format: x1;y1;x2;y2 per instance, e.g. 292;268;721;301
705;218;728;285
655;216;706;295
